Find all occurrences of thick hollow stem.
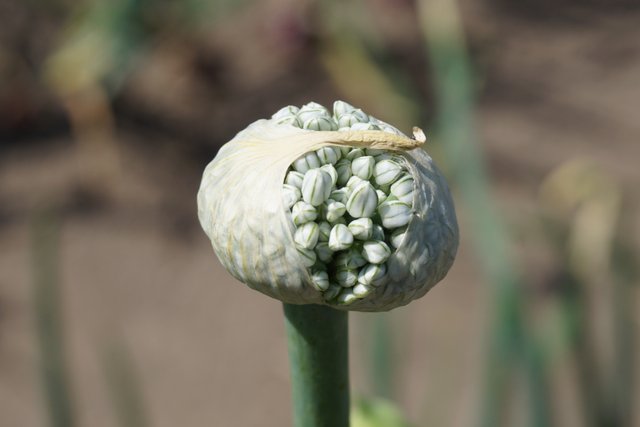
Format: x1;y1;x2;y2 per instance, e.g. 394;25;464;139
283;303;350;427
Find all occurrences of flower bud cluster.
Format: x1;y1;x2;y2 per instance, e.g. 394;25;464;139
278;101;415;305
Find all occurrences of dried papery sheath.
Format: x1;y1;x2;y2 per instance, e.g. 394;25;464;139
197;100;459;311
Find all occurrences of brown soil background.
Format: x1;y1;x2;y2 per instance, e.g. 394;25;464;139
1;1;639;426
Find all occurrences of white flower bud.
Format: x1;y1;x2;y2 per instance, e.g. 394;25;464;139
337;109;369;127
332;100;357;118
303;116;338;131
274;115;302;127
282;184;301;209
353;283;372;298
310;269;330;291
320;164;338;186
378;200;412;229
373;159;403;186
362;240;391;264
272;105;300;120
297;247;317;267
357;263;387;287
348;218;373;240
346;148;364;161
390;226;408;248
338;289;358;304
351;122;380;131
318;221;332;241
285;170;305;188
335;268;358;287
335;159;352;186
346;181;378;218
351;156;375;180
390;174;415;205
316;146;342;165
376;189;387;205
325;200;346;223
339;146;351;157
328;224;353;251
330;188;350;204
294;222;320;249
365;148;384;156
371;224;385;241
346;175;365;190
335;248;367;269
298;102;331;123
301;168;333;206
291;201;317;225
323;284;342;301
315;242;333;262
292;152;321;173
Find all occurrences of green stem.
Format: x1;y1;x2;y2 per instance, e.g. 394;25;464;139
283;303;350;427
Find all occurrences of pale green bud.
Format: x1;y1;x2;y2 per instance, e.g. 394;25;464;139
335;268;358;287
291;201;317;225
301;168;333;206
310;269;330;291
297;247;317;267
318;221;332;241
371;224;385;241
282;184;301;209
328;224;354;251
330;188;350;204
335;248;367;269
335;159;352;186
316;146;342;165
274;115;302;127
339;146;351;157
337;109;369;127
320;164;338;186
362;240;391;264
365;148;384;156
346;175;365;190
285;170;305;188
353;283;372;298
315;242;333;262
325;200;346;223
348;218;373;240
346;148;364;161
376;189;388;205
338;290;358;304
351;155;375;180
333;100;357;118
323;284;342;301
298;102;331;123
351;122;380;131
303;116;338;131
390;226;408;248
378;200;412;229
272;105;300;120
390;174;415;205
357;263;387;287
373;159;403;186
294;222;320;249
346;181;378;218
292;152;321;173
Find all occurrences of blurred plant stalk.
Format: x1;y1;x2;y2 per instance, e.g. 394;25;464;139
540;159;636;427
417;1;552;426
32;210;76;427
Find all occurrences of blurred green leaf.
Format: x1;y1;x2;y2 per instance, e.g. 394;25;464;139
351;397;412;427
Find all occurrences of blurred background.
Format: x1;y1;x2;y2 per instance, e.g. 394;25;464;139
1;0;639;426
